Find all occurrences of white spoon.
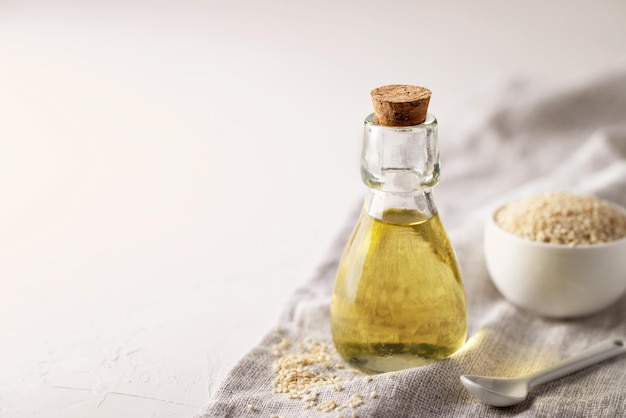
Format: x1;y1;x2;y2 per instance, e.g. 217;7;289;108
460;338;626;407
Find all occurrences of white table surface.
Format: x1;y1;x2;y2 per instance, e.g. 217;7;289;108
1;1;625;416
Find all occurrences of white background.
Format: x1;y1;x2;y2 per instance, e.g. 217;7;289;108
1;0;625;416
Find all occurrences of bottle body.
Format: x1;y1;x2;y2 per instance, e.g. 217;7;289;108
330;113;467;373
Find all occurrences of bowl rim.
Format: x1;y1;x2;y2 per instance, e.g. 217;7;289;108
488;199;626;250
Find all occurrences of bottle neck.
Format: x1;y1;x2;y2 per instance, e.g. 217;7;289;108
360;112;440;223
364;189;436;223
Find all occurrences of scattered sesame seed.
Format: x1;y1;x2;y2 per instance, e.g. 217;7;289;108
369;391;377;399
271;338;374;413
316;399;338;412
272;339;347;401
278;338;290;350
304;392;318;402
346;393;364;408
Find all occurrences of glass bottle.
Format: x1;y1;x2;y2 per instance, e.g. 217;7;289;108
330;88;467;373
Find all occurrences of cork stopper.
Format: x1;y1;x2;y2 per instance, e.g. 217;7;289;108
370;84;431;126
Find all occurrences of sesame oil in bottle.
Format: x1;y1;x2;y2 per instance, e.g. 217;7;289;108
331;208;466;373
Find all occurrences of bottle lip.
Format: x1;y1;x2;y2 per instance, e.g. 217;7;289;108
364;112;437;128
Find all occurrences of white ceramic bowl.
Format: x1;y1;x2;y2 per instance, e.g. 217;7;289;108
484;205;626;318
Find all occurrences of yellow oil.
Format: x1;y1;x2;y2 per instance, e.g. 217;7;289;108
330;207;467;373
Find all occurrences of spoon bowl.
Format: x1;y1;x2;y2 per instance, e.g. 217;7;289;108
461;338;626;407
460;375;529;407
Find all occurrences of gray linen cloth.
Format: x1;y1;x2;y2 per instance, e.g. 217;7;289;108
201;68;626;418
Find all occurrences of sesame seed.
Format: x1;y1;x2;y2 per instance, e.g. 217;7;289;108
270;337;372;413
346;393;363;408
495;192;626;246
304;392;318;402
272;338;352;402
278;338;290;350
316;399;338;412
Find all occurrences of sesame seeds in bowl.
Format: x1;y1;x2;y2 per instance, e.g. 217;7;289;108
494;192;626;247
484;192;626;318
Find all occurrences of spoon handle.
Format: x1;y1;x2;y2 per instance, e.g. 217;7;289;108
528;338;626;389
